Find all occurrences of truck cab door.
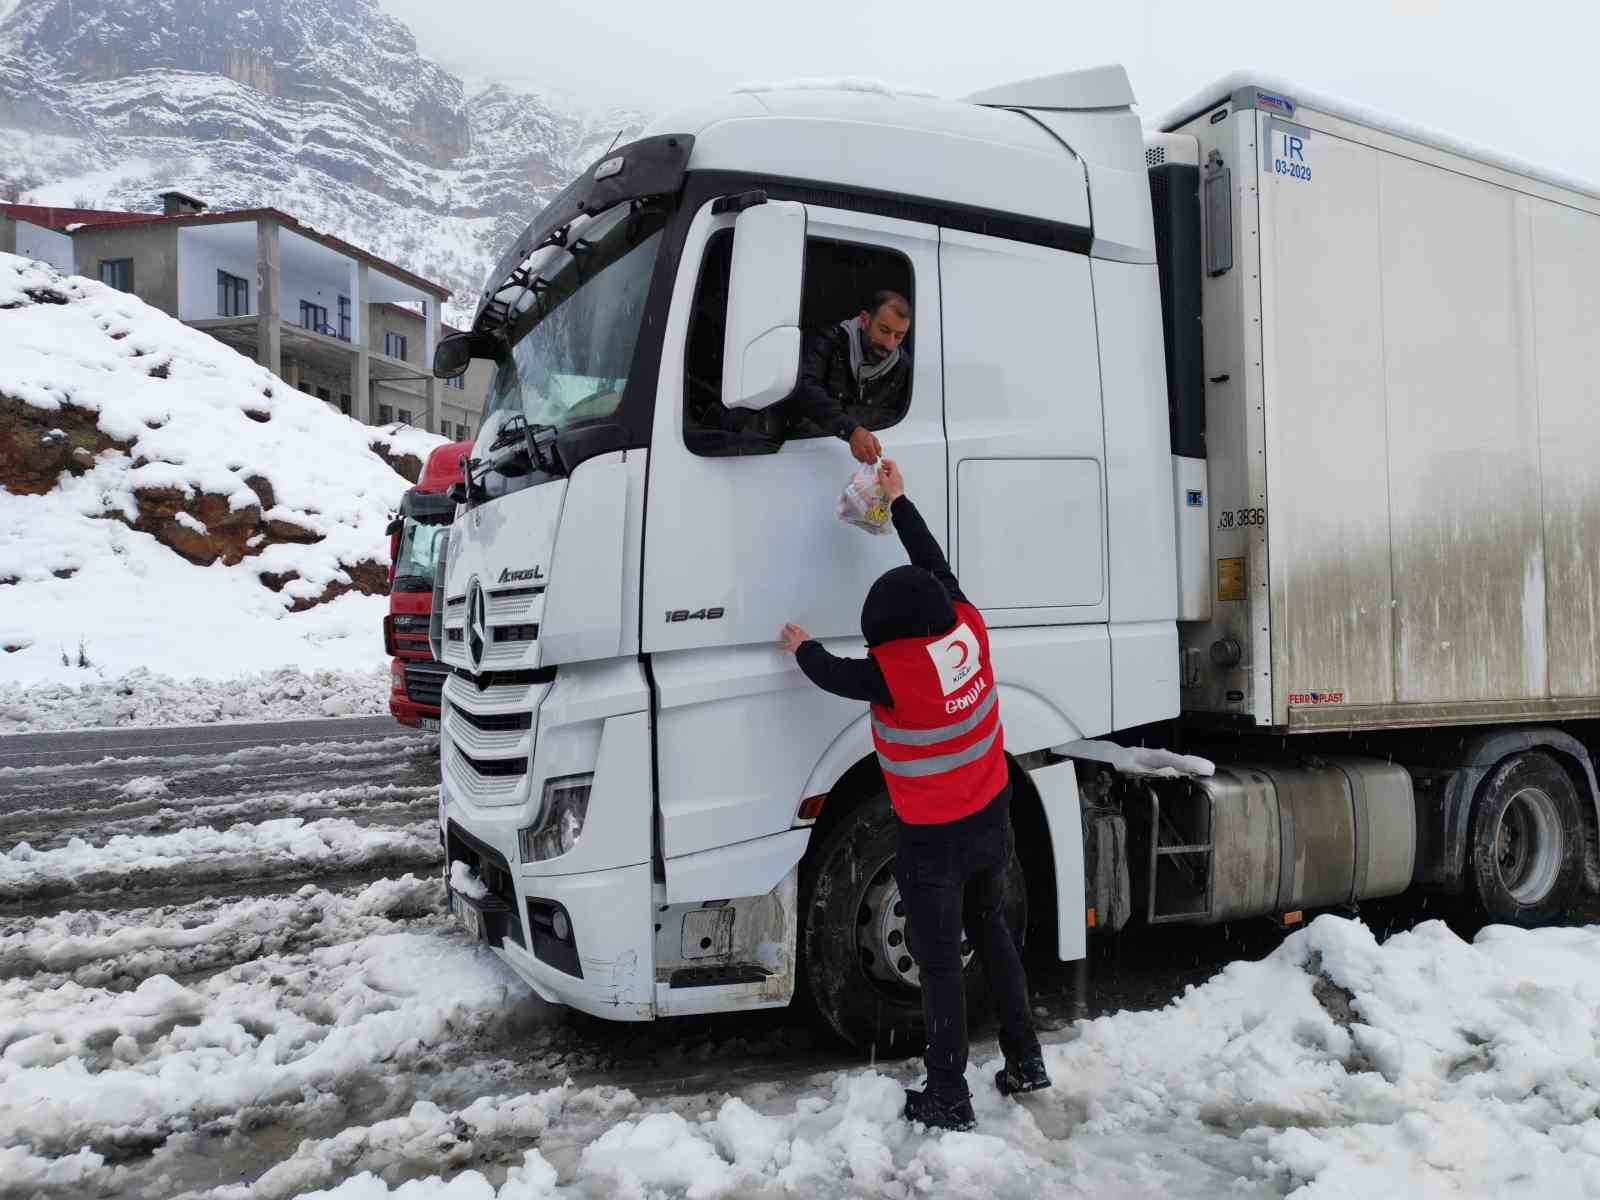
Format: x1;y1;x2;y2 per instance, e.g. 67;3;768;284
644;198;946;861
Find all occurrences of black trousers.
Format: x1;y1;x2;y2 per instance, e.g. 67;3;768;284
893;784;1040;1099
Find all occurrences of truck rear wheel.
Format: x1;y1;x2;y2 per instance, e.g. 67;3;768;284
798;787;1026;1054
1468;751;1583;925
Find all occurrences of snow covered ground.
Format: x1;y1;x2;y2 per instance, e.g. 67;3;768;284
0;667;389;734
0;252;444;728
6;723;1600;1198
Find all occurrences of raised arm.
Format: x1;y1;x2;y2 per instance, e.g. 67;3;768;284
877;460;967;606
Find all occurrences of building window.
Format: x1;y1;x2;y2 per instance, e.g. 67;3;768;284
385;332;408;361
445;373;465;390
440;421;450;436
378;404;394;425
217;270;249;317
98;259;133;292
456;423;469;441
300;301;329;334
316;386;331;403
397;408;413;425
339;393;352;415
338;295;351;342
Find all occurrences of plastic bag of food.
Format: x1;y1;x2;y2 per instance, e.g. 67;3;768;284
837;466;892;536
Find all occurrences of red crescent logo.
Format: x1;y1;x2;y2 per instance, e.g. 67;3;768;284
949;640;971;669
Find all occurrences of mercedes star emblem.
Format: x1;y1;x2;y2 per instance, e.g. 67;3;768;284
465;575;487;670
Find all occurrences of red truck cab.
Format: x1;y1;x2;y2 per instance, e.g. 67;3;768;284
386;440;472;729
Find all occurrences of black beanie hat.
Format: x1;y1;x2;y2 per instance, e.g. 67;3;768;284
860;565;957;648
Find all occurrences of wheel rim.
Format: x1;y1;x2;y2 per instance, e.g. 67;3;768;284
1494;786;1562;905
853;854;972;994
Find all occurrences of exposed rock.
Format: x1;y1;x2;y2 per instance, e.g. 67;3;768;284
0;394;128;495
128;486;263;566
264;517;323;545
258;559;389;611
369;439;422;484
243;473;276;510
257;570;297;593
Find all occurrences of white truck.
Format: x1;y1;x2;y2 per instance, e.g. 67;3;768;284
429;67;1600;1050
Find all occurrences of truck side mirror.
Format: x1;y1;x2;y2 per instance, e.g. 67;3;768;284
720;199;806;411
433;330;498;379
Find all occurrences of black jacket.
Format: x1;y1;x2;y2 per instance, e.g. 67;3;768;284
795;496;966;707
789;323;913;441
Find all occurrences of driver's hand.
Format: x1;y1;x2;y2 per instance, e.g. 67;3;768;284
780;623;812;655
848;427;882;465
877;458;905;503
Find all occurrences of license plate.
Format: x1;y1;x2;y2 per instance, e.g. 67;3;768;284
420;717;440;733
452;893;483;941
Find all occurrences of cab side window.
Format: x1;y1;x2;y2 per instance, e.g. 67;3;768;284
684;231;914;457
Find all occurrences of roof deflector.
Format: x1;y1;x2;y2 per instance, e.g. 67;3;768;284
966;65;1136;111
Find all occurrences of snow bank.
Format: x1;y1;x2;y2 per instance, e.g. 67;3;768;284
0;252;445;690
195;917;1600;1196
0;666;388;733
0;928;531;1160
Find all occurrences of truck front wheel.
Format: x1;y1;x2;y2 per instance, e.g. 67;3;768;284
798;788;1026;1054
1468;751;1583;925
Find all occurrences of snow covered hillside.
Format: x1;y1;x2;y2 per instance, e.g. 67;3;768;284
0;252;443;700
0;0;644;327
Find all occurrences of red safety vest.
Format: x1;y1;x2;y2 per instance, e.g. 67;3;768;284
868;601;1007;825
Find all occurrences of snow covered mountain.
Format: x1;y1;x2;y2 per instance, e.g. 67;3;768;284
0;0;644;326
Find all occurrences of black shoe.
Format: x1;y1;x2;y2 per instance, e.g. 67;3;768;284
904;1088;976;1132
995;1055;1052;1097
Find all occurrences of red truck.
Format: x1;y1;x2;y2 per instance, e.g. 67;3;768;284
386;440;472;730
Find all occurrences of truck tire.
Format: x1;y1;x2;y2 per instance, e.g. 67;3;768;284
798;788;1026;1054
1468;751;1583;926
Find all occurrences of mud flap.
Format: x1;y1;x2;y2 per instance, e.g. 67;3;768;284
1031;760;1087;961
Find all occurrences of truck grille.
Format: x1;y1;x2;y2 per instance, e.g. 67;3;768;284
404;661;448;709
440;669;553;808
440;584;545;672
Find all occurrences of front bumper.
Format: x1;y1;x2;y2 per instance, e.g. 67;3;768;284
442;809;655;1020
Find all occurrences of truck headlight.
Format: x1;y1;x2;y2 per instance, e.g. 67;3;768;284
519;773;592;862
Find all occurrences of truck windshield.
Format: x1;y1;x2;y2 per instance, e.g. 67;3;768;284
482;202;668;437
393;518;447;591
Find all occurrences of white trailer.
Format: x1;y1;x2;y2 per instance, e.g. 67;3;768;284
429;68;1600;1050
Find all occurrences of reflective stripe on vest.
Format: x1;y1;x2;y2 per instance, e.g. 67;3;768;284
871;684;998;747
877;725;1000;778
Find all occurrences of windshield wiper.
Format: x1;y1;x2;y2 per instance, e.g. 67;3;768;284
469;414;567;493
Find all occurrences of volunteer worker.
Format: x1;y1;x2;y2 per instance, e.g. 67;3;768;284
779;459;1051;1132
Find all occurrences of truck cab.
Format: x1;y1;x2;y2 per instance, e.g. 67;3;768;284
386;439;471;729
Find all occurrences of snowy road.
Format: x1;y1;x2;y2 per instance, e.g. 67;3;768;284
7;721;1600;1197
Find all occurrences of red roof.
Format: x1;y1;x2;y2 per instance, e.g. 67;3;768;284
2;203;153;231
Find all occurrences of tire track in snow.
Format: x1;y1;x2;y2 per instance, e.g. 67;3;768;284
2;781;439;851
0;873;445;989
0;816;444;907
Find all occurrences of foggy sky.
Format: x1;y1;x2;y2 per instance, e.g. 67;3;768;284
379;0;1594;185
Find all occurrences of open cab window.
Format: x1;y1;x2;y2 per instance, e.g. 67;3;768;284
684;232;914;457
